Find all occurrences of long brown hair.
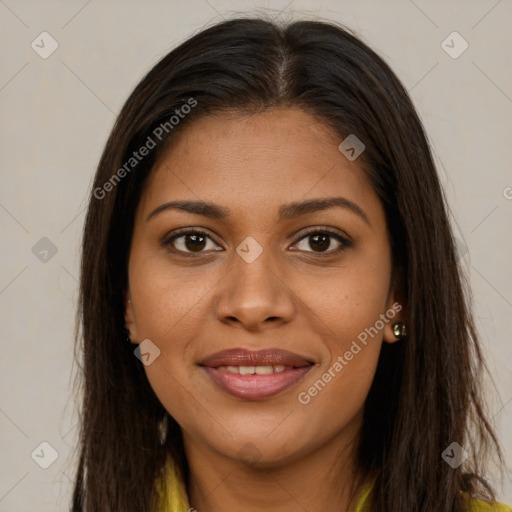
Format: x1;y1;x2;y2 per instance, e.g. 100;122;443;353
71;17;503;511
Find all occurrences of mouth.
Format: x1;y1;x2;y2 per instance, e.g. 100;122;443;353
199;348;314;400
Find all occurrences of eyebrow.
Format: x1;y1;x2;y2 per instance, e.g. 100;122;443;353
146;197;370;226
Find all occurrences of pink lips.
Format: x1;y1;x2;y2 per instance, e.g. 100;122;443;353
199;348;314;400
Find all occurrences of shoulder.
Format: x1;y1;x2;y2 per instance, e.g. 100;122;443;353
352;481;511;512
463;493;511;512
156;456;191;512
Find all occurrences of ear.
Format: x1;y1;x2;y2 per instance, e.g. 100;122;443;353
124;290;139;344
383;285;407;345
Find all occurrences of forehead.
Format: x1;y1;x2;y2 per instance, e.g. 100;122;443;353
138;107;381;224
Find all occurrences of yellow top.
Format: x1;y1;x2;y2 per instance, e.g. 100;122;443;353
157;458;511;512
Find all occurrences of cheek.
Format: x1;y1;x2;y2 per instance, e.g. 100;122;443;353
293;268;388;429
295;258;391;348
291;254;390;404
129;254;219;342
144;361;226;444
293;347;379;447
128;254;227;428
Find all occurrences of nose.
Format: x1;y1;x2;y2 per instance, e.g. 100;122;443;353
214;247;295;332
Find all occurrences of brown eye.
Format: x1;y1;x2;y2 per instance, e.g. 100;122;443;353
164;230;222;254
293;230;352;255
182;233;207;252
306;233;330;252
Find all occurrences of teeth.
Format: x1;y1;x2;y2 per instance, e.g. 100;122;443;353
239;366;255;375
255;366;273;375
216;365;289;374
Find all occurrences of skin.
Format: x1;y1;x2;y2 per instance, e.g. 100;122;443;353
125;107;406;512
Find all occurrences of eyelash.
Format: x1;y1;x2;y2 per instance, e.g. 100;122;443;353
161;227;352;258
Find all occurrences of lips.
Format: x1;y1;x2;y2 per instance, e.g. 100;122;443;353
200;348;313;368
199;348;314;400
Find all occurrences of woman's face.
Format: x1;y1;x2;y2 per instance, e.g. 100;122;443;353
125;107;403;467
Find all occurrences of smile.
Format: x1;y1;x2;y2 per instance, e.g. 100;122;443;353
199;348;314;400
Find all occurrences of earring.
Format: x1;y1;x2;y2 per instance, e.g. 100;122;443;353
124;327;132;343
392;322;407;339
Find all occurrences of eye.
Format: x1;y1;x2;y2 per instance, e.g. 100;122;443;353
162;227;352;257
162;230;223;255
291;228;352;255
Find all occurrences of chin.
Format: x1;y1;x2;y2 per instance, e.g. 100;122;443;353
232;445;303;470
210;431;308;470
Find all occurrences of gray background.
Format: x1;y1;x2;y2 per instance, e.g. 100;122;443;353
0;0;511;510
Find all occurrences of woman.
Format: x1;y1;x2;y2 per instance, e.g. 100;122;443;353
71;17;510;512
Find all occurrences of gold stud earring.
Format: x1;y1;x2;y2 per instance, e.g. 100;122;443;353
392;322;407;339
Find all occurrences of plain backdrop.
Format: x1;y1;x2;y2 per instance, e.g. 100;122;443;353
0;1;511;510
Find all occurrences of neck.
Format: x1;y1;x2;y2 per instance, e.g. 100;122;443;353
183;418;364;512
